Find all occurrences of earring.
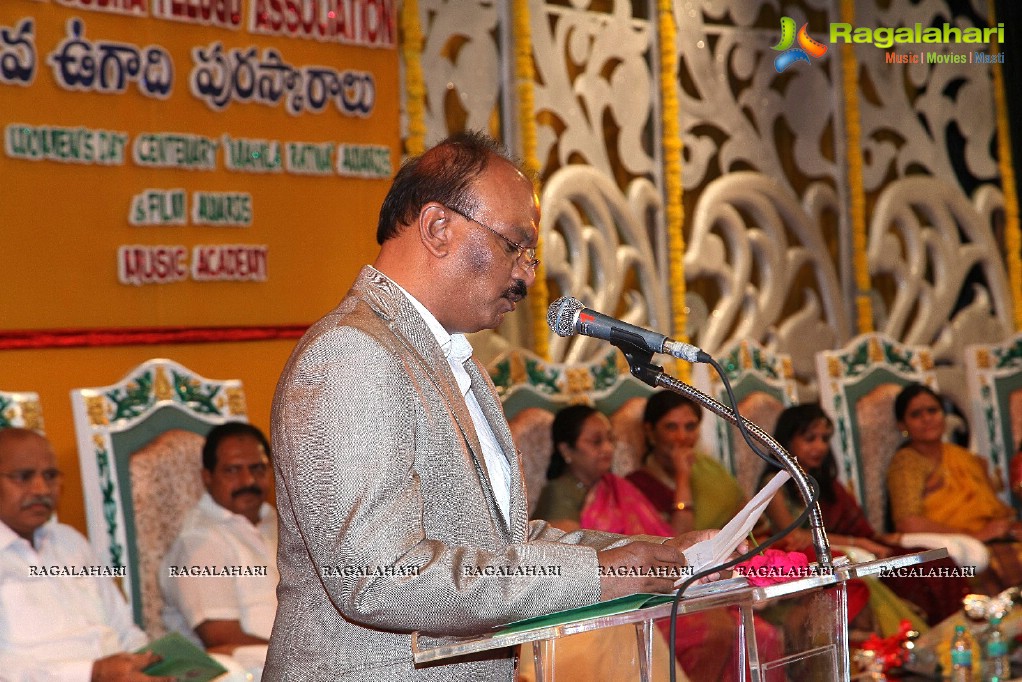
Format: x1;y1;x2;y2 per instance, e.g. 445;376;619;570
564;456;572;464
900;430;909;438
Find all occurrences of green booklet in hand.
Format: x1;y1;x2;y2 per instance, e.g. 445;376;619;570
136;632;229;681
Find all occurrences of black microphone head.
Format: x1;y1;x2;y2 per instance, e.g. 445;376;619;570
547;296;583;337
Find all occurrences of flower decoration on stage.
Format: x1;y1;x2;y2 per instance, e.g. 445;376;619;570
964;587;1018;622
772;17;828;73
735;548;809;587
855;620;919;675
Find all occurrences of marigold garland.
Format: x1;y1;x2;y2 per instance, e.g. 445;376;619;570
658;0;689;381
510;0;550;359
988;1;1022;330
840;0;873;333
400;0;427;155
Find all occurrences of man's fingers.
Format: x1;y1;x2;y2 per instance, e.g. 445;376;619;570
664;529;716;549
133;651;162;670
598;541;691;598
646;541;687;565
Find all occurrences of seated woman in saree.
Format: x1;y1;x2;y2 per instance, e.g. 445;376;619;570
762;403;969;626
624;390;745;534
532;404;782;682
887;383;1022;592
620;391;883;637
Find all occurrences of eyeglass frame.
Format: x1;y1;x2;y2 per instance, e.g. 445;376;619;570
0;468;63;486
446;205;540;272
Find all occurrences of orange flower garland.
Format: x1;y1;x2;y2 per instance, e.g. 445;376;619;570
510;0;550;358
840;0;873;333
988;2;1022;330
658;0;689;381
399;0;426;156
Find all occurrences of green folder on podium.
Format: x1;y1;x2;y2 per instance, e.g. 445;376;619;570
496;593;675;636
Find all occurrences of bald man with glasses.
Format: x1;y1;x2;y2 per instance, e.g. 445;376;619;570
0;427;170;681
268;131;713;681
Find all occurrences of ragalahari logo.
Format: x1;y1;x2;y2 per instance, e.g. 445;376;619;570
772;17;828;72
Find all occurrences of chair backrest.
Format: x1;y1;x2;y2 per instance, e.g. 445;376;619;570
488;346;654;420
0;390;44;432
488;346;655;513
70;358;248;633
692;340;798;498
508;408;555;516
608;396;649;476
815;333;937;532
129;429;206;639
964;333;1022;505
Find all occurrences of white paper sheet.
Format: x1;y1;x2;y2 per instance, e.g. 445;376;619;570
679;470;791;583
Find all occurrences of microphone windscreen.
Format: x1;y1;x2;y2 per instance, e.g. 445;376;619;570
547;296;583;337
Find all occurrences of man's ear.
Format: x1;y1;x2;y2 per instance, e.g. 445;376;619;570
201;468;213;490
419;203;452;258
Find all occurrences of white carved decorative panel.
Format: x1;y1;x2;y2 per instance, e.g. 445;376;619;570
403;0;1016;411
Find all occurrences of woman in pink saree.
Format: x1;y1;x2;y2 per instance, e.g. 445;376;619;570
532;405;782;682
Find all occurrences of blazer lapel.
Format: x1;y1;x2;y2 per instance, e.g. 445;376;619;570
354;267;509;533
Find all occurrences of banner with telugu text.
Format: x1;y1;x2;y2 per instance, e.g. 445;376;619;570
0;0;399;332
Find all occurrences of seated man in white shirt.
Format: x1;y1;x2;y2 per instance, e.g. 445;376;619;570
0;427;170;682
159;422;277;661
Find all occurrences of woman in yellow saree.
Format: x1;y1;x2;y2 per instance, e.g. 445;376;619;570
887;383;1022;592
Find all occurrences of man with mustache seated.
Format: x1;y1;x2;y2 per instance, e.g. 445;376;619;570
0;427;170;681
159;422;277;663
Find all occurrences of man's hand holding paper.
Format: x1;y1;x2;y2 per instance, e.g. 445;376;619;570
679;471;792;585
596;540;688;599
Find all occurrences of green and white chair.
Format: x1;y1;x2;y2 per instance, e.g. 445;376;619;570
0;389;44;431
692;339;799;498
965;333;1022;505
815;333;937;533
488;345;655;514
70;358;248;637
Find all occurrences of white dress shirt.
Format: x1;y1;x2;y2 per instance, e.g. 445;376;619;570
0;517;147;682
159;492;278;647
393;281;512;526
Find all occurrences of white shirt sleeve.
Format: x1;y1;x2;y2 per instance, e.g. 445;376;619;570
0;523;147;682
0;651;94;682
162;529;243;629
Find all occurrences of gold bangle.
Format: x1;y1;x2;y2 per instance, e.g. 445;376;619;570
673;500;694;512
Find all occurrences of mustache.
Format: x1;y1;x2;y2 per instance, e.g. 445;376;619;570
21;495;54;510
232;485;263;498
504;279;527;302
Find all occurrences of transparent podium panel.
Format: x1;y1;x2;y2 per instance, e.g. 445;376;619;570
508;581;848;682
754;583;849;681
517;621;681;682
411;551;945;682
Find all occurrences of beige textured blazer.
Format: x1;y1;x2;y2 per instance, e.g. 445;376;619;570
266;267;636;681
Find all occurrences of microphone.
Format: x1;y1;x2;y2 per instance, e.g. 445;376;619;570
546;296;710;363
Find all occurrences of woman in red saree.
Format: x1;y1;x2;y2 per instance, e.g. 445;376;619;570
532;404;782;682
763;403;970;626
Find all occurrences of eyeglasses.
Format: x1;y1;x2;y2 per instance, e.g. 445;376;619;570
0;468;62;486
448;206;540;272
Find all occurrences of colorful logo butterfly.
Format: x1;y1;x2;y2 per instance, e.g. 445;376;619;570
772;17;828;72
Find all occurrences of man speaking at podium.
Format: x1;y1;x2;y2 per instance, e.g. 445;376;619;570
268;131;710;680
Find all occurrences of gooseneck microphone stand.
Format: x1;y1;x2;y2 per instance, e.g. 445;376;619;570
611;337;833;569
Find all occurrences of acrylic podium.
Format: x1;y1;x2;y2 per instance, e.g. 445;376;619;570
411;549;948;682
